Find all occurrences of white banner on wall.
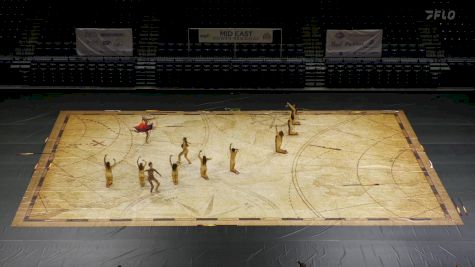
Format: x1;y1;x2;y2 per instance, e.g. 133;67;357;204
198;28;274;43
75;28;133;56
325;30;383;57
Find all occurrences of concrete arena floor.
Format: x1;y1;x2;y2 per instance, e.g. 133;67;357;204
0;92;474;267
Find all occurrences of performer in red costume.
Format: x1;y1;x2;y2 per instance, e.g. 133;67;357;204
134;116;154;143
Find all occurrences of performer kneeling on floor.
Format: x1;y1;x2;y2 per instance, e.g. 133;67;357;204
275;126;288;154
229;143;240;174
286;102;300;125
288;117;298;136
169;155;179;185
198;150;212;180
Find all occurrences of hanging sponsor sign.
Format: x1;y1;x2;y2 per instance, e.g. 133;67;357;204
325;30;383;57
198;28;274;43
76;28;133;56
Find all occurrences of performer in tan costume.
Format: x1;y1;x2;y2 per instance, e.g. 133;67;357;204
229;143;240;174
288;117;298;135
286;102;300;125
178;137;192;164
275;126;288;154
169;155;179;185
198;150;212;180
104;154;116;188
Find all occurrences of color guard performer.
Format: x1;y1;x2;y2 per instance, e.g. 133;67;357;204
104;154;116;188
198;150;212;180
287;117;298;135
137;156;146;187
286;102;300;125
169;155;179;185
146;162;162;193
229;143;239;174
134;116;154;144
178;137;192;164
275;126;288;154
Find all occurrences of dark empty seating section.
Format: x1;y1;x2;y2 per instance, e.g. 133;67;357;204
35;1;137;57
28;59;136;86
0;59;25;85
156;60;305;88
1;0;473;59
319;8;425;58
439;62;475;87
0;0;31;55
179;4;304;58
325;62;433;88
0;0;473;88
140;3;305;58
438;18;474;57
1;0;305;58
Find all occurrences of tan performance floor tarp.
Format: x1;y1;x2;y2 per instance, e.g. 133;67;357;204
13;110;462;226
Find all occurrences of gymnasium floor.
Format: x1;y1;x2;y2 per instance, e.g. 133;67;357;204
0;92;474;266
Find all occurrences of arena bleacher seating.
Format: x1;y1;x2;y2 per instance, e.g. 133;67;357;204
0;0;473;88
